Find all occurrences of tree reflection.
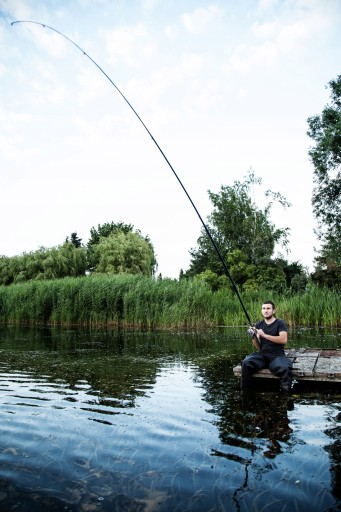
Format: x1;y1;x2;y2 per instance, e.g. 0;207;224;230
324;410;341;503
197;354;341;510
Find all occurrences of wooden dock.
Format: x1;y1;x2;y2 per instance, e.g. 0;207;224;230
233;348;341;383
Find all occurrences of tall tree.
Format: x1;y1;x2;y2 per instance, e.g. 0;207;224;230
186;170;291;280
307;75;341;270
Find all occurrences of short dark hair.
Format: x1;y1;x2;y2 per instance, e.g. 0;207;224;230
262;300;275;309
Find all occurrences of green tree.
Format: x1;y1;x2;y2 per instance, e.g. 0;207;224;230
87;222;134;248
0;256;11;285
59;242;87;277
311;255;341;288
307;75;341;275
41;243;87;279
93;231;156;276
186;171;291;285
87;221;157;274
0;244;87;284
87;222;134;271
65;232;82;248
273;257;308;290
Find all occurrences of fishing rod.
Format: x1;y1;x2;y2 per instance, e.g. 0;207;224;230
11;20;253;326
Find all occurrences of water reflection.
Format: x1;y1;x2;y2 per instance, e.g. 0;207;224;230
0;325;339;511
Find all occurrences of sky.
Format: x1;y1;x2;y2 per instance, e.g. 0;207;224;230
0;0;340;278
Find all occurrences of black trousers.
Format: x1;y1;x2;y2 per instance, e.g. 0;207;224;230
241;352;292;392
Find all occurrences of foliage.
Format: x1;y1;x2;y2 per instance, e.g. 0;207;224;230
311;256;341;288
0;275;339;328
281;283;341;327
194;269;229;292
0;221;158;285
87;221;157;275
0;243;87;285
65;232;82;248
185;171;295;291
87;222;134;248
93;231;156;276
307;75;341;280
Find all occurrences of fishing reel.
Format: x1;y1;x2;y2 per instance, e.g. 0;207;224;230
247;326;257;337
247;326;261;346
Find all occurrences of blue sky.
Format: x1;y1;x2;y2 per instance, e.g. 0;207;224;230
0;0;340;277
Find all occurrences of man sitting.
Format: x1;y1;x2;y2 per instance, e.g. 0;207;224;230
241;300;292;394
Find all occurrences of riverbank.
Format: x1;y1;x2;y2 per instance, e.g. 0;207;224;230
0;274;340;328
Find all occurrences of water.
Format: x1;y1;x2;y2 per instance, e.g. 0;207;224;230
0;325;340;511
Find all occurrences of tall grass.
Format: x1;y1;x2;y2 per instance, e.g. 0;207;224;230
0;275;339;328
281;285;341;326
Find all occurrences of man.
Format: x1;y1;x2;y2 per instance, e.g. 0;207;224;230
241;300;292;394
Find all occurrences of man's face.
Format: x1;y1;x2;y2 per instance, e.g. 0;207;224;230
261;303;275;319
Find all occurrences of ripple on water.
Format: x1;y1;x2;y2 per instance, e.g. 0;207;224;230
0;328;339;512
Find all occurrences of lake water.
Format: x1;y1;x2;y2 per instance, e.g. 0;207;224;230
0;325;340;512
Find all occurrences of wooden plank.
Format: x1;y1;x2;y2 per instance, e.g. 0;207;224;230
292;355;318;376
233;348;341;383
314;357;341;380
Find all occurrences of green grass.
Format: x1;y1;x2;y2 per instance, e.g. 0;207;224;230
0;275;339;328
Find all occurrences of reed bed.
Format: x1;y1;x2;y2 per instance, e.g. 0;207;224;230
281;285;341;326
0;275;339;328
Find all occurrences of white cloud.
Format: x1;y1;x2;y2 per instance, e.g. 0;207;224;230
181;53;205;75
0;61;6;76
164;25;178;40
16;22;69;58
26;77;68;106
225;3;336;75
276;14;331;53
252;21;278;39
223;40;278;74
181;5;224;34
142;0;158;11
183;79;221;112
258;0;279;11
0;134;42;161
0;0;33;20
123;64;183;109
76;65;107;105
103;24;157;68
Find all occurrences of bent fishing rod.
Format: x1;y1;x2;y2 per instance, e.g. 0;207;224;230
11;20;253;326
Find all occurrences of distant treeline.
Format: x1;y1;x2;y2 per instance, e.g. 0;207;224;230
0;274;339;329
0;222;157;286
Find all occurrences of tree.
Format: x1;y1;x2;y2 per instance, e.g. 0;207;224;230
311;255;341;288
65;232;82;248
87;221;157;274
87;222;134;271
273;257;308;291
186;171;291;287
307;75;341;273
0;244;87;284
87;222;134;248
93;231;156;276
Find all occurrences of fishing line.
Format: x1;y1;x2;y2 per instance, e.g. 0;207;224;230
11;20;253;326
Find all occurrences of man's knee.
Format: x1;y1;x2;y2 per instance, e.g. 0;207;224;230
242;353;265;371
269;357;292;376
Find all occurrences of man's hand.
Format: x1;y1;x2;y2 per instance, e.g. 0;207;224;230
256;328;288;344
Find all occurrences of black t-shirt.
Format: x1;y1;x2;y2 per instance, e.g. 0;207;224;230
255;318;288;358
